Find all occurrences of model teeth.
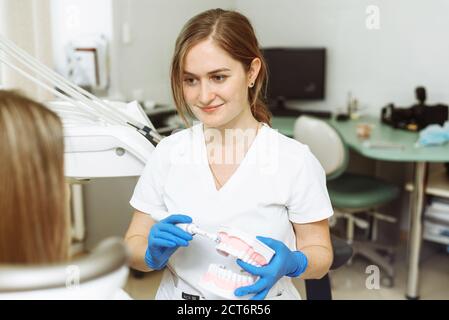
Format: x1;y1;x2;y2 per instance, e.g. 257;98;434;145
200;264;257;299
202;228;276;299
208;264;256;284
216;245;261;267
241;252;251;262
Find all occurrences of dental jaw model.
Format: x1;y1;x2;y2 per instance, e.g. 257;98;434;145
215;227;273;266
177;224;274;299
200;264;256;300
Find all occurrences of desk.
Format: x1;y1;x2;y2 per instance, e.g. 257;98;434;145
272;115;449;299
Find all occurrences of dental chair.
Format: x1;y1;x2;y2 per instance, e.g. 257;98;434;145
294;116;400;288
0;238;130;299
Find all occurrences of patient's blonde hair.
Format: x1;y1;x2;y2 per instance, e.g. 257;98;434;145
0;90;70;264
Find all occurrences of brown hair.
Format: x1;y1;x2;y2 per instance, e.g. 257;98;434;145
0;90;70;264
170;8;272;127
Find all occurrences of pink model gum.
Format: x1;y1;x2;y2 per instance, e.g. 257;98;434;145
215;227;275;267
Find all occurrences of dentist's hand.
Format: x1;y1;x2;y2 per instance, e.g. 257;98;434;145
144;214;193;270
234;236;308;300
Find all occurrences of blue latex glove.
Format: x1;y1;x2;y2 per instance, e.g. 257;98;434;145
234;236;308;300
144;214;193;270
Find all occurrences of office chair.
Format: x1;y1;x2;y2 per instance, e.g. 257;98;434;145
294;116;400;286
0;238;130;299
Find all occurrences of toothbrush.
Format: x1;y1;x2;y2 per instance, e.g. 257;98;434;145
177;223;221;243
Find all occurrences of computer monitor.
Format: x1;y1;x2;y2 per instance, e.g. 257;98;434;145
262;48;326;111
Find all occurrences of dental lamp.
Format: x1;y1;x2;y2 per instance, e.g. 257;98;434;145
0;34;162;179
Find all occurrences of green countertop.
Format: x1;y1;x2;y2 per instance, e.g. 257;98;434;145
271;115;449;163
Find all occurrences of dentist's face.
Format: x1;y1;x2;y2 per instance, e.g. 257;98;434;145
182;38;251;128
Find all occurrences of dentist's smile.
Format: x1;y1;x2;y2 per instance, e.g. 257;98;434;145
200;103;224;113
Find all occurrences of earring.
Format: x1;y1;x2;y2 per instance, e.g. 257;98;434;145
249;82;254;88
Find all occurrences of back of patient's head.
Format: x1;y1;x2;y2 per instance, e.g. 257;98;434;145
0;90;70;264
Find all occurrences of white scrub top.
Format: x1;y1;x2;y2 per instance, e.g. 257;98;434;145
130;122;333;300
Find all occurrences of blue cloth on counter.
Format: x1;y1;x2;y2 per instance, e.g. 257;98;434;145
417;122;449;146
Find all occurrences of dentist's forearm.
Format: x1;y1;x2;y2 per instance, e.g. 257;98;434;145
296;245;333;280
125;234;154;272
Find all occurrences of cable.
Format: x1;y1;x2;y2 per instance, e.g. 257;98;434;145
0;35;164;144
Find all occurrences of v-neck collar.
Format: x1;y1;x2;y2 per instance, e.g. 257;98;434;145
199;123;266;194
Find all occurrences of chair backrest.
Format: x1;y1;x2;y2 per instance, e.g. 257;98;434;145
0;237;130;299
294;116;349;180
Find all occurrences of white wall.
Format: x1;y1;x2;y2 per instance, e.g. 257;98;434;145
110;0;236;103
236;0;449;114
50;0;235;101
0;0;53;100
47;0;449;111
50;0;114;95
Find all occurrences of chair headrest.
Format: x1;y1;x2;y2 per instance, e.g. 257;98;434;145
293;115;349;180
0;237;129;293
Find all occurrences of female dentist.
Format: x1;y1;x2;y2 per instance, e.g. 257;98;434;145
124;8;333;300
